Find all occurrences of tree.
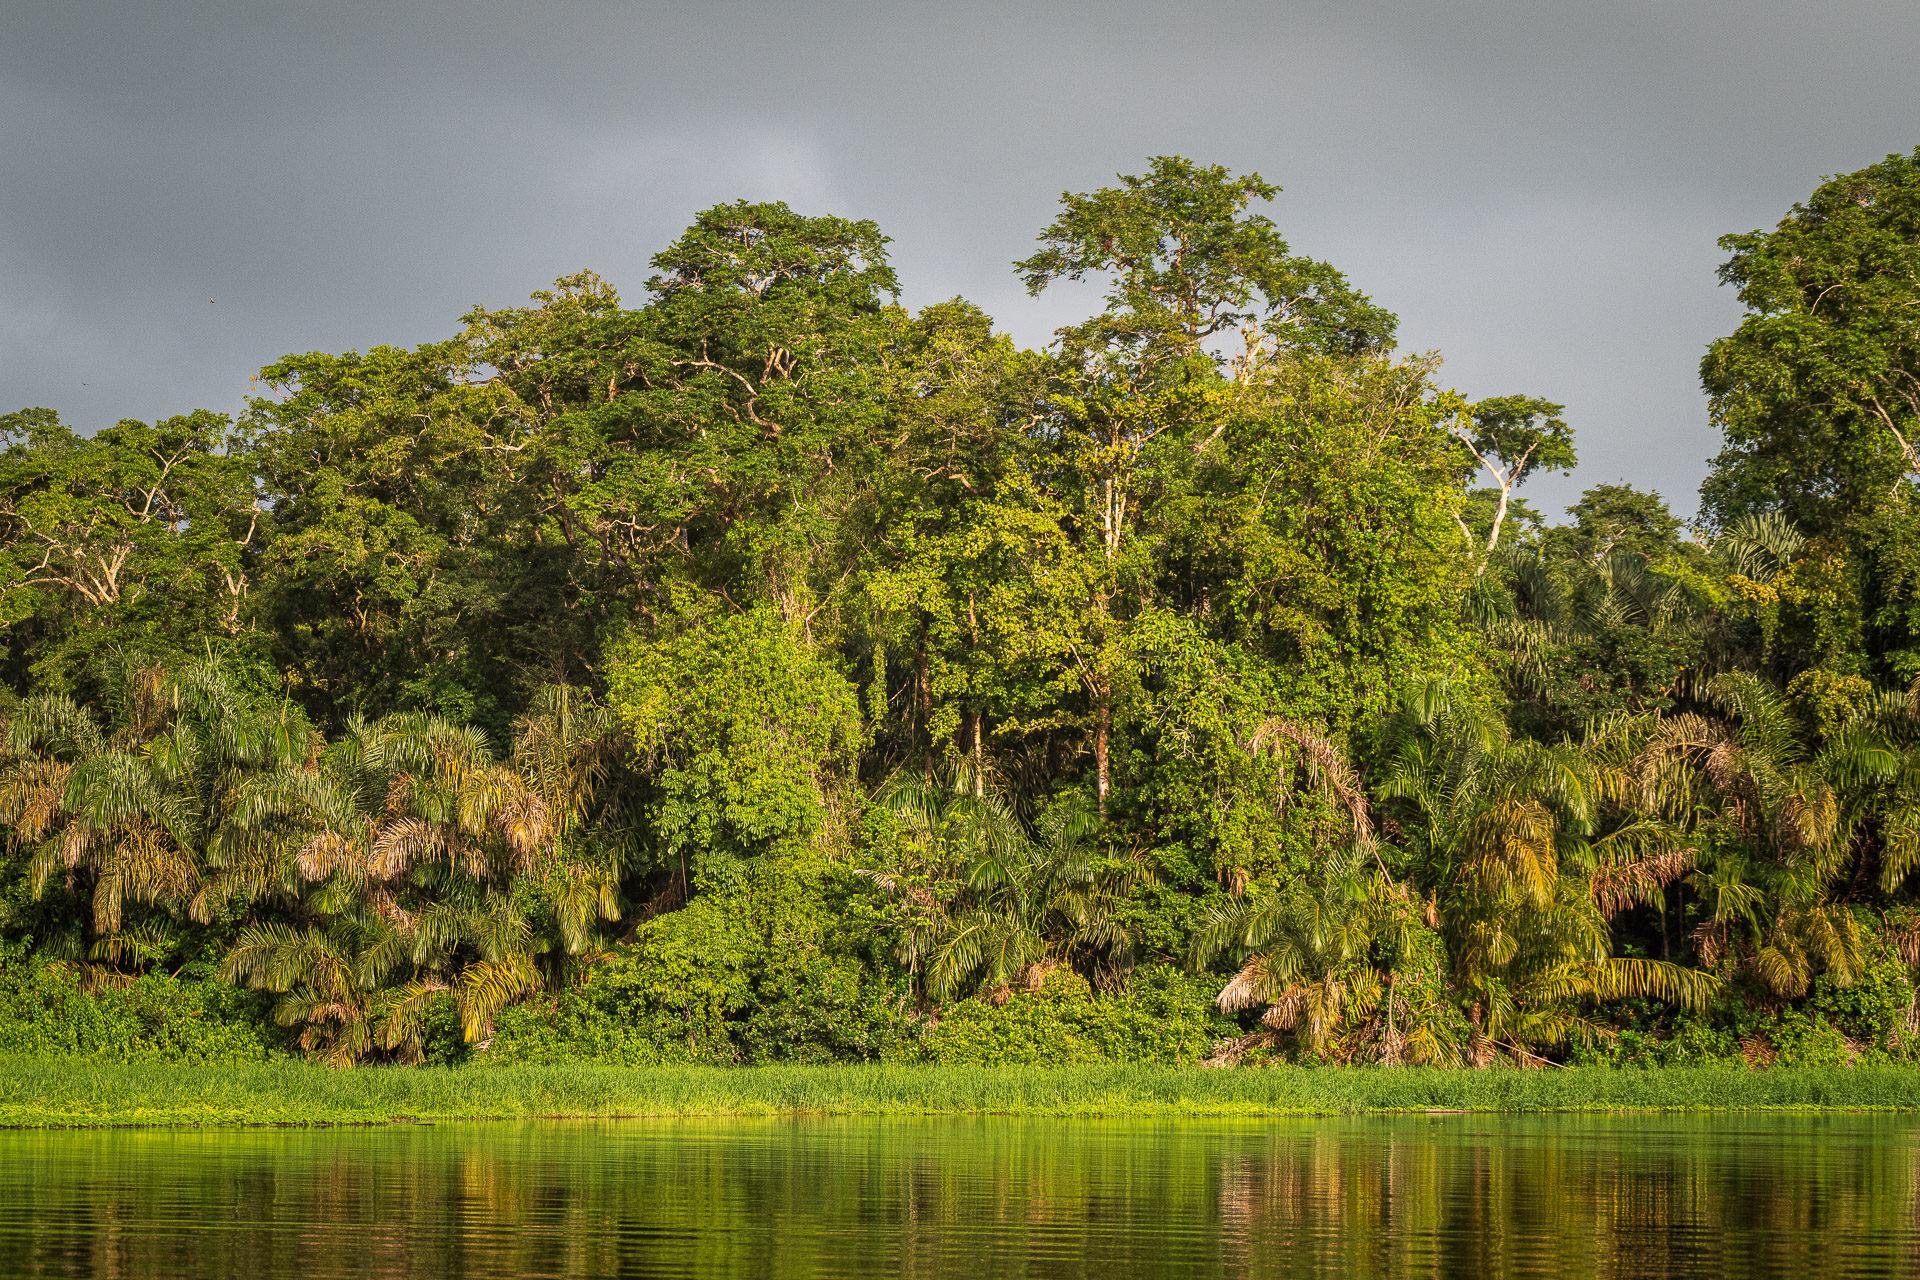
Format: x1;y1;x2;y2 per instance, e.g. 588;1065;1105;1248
607;605;862;890
1190;720;1461;1065
1483;532;1711;737
929;806;1140;1001
0;657;311;950
1700;148;1920;531
1607;673;1883;997
1013;158;1398;814
859;299;1047;785
1192;845;1460;1065
1015;156;1396;360
1454;395;1575;561
1374;683;1715;1062
1543;484;1693;565
857;762;1029;994
247;339;552;731
1203;354;1480;726
0;409;261;690
587;201;899;620
214;710;583;1061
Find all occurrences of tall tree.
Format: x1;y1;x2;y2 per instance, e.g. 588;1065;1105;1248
1455;395;1575;561
0;409;261;690
1014;157;1398;814
1701;147;1920;531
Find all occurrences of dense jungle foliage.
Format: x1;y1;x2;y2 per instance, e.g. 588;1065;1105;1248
7;151;1920;1069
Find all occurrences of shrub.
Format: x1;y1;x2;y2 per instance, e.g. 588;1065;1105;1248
1807;930;1918;1060
922;964;1234;1066
483;851;922;1066
0;950;282;1064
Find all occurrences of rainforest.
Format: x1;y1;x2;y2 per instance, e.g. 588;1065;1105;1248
7;150;1920;1077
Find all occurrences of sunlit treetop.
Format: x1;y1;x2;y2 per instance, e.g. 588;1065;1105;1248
1015;156;1397;361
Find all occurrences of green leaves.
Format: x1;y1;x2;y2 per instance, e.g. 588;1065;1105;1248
1017;156;1396;358
0;408;260;687
609;605;861;871
1455;394;1575;559
25;153;1920;1073
1702;147;1920;530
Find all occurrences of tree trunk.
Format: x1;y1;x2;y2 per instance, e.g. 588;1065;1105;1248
967;590;984;796
1094;678;1111;818
916;620;932;781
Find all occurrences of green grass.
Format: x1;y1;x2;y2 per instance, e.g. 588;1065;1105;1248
4;1061;1920;1126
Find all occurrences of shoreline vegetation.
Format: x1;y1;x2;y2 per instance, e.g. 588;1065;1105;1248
6;1063;1920;1128
9;152;1920;1079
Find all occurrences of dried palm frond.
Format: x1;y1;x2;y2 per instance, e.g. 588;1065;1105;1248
1248;717;1372;842
1590;846;1695;916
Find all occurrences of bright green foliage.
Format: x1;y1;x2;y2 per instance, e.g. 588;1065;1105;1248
1702;148;1920;532
609;606;862;883
483;852;920;1065
1542;484;1695;566
1213;355;1481;722
1016;155;1396;358
9;151;1920;1073
1454;395;1576;558
1578;928;1919;1069
0;946;280;1064
920;964;1231;1065
26;1060;1920;1125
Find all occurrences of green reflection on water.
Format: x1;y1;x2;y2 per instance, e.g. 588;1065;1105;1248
0;1115;1916;1278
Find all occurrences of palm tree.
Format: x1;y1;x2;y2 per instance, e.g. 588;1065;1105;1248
1612;672;1879;996
1481;543;1708;711
510;685;640;961
216;712;548;899
0;658;310;945
1375;681;1715;1064
1192;842;1461;1065
213;711;557;1061
1190;715;1470;1065
221;892;541;1065
862;760;1139;1003
929;804;1138;1001
857;761;1025;992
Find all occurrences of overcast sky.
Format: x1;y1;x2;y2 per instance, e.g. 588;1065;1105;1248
4;0;1917;520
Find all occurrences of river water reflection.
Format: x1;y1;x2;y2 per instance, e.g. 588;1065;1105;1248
0;1114;1916;1278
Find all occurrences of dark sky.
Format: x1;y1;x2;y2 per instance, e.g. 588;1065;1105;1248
5;1;1917;520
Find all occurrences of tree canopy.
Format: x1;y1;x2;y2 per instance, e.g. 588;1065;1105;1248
4;152;1920;1072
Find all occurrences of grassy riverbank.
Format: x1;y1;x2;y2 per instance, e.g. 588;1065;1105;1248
4;1061;1920;1126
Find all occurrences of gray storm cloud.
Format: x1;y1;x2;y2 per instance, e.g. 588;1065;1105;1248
5;0;1916;518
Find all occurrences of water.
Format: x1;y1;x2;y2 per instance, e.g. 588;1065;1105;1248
1;1115;1917;1278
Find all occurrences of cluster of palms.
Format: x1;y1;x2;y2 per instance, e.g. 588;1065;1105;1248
9;644;1916;1070
0;665;631;1063
860;761;1144;1003
863;696;1722;1067
1182;661;1920;1066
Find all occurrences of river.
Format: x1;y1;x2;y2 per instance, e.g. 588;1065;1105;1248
1;1114;1916;1277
